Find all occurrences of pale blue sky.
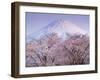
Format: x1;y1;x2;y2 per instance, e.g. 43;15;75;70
25;12;89;38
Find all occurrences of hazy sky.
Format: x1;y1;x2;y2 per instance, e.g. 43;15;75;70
25;12;89;37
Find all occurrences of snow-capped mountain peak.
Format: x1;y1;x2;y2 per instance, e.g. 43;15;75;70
46;20;86;35
27;20;87;42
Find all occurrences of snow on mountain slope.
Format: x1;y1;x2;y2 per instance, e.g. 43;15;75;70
26;20;87;42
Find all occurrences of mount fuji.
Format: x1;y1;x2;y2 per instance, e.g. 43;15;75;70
26;20;87;43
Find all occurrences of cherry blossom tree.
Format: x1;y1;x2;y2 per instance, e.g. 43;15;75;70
26;33;89;67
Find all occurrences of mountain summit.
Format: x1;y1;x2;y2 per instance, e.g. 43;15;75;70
27;20;87;42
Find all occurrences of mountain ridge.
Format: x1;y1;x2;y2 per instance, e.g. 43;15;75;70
26;19;87;42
